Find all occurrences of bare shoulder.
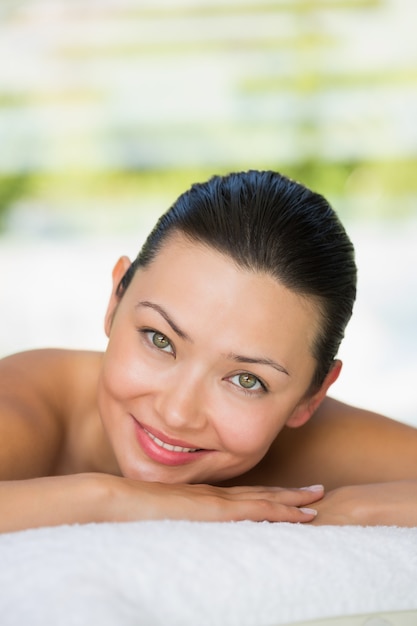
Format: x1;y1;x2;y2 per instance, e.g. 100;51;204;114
311;396;417;446
0;349;102;479
239;397;417;490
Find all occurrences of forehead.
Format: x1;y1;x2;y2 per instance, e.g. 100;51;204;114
130;235;321;371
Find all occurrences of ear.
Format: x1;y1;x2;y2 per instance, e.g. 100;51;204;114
285;359;342;429
104;256;132;337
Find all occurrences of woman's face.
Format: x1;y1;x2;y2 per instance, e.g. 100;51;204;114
98;234;328;485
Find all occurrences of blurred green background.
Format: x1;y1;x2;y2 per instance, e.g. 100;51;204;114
0;0;416;423
0;0;416;234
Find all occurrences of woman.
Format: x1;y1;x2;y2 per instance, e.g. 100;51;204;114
1;170;416;533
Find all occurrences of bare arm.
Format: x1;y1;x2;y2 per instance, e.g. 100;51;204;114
312;480;417;527
228;396;417;526
275;397;417;526
0;350;322;532
4;350;417;530
0;474;325;533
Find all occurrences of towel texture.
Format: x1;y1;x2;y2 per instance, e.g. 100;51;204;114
1;521;416;626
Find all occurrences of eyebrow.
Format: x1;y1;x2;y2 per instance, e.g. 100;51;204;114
136;301;192;342
228;353;289;376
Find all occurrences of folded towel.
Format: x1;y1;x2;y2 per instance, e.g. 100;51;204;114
1;521;416;626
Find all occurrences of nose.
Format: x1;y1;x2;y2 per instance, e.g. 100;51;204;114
154;366;207;431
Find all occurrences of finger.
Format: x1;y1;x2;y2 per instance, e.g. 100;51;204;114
222;484;324;506
221;499;318;523
222;483;324;494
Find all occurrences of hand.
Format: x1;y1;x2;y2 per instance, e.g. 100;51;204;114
102;476;325;523
311;480;417;526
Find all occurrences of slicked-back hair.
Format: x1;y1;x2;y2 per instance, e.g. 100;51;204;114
118;171;357;392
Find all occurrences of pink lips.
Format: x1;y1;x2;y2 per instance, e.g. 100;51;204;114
131;416;209;466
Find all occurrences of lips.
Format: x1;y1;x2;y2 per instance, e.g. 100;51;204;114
142;427;201;453
131;416;208;466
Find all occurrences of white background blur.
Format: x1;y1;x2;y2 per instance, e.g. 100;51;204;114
0;0;416;426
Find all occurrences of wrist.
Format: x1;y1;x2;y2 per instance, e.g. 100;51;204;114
77;472;123;524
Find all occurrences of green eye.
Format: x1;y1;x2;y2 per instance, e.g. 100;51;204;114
228;372;265;394
238;373;258;389
152;332;170;350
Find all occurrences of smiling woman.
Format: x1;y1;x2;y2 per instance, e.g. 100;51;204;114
1;170;417;533
98;234;323;486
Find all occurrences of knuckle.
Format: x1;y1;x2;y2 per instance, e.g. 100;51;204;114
252;498;276;521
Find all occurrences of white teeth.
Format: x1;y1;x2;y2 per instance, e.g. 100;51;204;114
144;428;199;453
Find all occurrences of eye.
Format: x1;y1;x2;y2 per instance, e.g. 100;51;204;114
230;373;266;394
152;332;170;350
143;330;174;354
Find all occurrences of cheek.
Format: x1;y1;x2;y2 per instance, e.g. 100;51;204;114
100;326;155;397
97;356;141;427
99;353;156;406
213;400;284;460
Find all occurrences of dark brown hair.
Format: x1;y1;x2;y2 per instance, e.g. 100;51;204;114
118;170;357;391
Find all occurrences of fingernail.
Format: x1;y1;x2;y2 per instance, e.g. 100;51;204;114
300;507;317;516
302;484;324;492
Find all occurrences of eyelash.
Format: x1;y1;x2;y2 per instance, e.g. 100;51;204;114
228;373;268;396
139;328;268;396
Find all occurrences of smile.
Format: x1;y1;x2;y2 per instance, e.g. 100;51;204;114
132;416;207;466
143;427;201;453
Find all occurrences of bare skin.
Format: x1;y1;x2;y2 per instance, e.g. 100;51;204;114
1;348;417;532
1;237;417;532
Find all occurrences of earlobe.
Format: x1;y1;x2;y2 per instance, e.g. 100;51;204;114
286;360;342;429
104;256;132;337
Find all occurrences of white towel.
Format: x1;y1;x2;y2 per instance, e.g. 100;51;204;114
0;521;416;626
